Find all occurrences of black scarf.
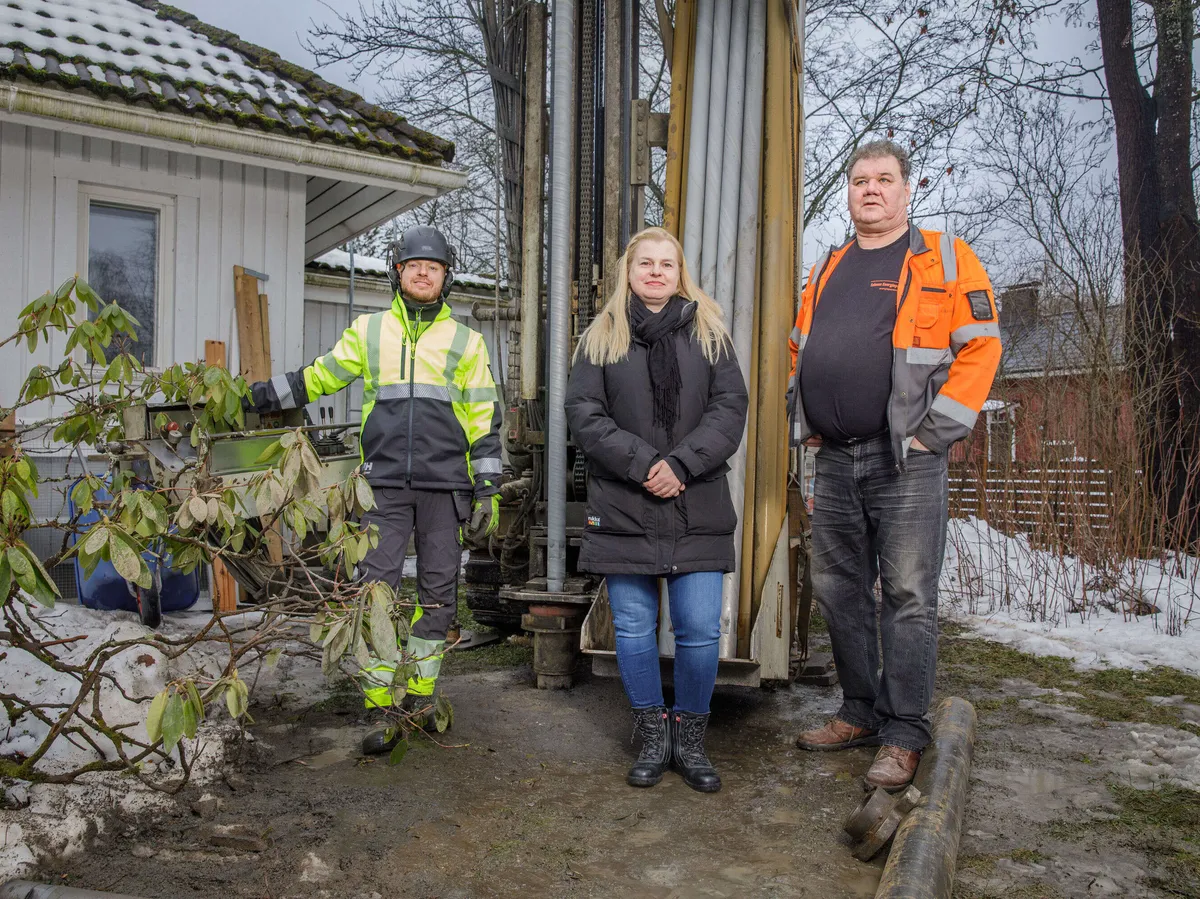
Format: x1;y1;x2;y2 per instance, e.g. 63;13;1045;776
629;295;687;437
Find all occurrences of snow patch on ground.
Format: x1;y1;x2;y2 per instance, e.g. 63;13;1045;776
941;517;1200;673
0;601;327;879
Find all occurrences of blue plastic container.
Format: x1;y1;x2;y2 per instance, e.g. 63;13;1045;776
69;481;200;614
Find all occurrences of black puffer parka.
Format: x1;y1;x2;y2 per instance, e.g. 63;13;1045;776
564;302;749;575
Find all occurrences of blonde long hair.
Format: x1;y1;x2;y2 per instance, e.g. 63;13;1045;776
575;227;730;366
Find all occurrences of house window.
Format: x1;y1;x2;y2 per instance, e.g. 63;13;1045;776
87;202;159;366
986;404;1017;464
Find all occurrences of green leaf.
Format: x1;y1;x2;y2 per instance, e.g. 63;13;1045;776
265;647;283;668
225;679;240;719
54;276;76;301
161;692;185;754
189;496;208;524
145;689;168;744
182;693;199;739
355;477;375;513
0;555;11;602
6;546;31;580
254;439;282;464
74;277;101;310
108;533;143;583
81;524;109;556
369;591;398;664
387;736;409;766
309;609;326;644
434;695;453;734
185;681;205;723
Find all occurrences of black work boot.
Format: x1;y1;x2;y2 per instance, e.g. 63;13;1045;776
672;710;721;793
360;692;441;755
627;705;672;788
361;716;401;756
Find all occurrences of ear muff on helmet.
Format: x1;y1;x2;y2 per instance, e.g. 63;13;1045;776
387;225;457;300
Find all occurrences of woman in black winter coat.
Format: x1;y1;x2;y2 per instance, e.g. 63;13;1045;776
565;227;748;793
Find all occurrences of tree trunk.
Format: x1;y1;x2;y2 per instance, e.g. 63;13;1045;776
1096;0;1200;547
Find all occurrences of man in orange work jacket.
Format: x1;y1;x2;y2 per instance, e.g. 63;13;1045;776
788;140;1001;791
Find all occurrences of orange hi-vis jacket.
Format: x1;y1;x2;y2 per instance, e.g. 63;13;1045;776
788;223;1002;467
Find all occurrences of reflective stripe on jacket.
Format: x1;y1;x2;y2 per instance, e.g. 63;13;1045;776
787;223;1002;466
268;296;502;496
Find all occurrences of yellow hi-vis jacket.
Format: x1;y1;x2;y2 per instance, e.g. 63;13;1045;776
265;295;502;496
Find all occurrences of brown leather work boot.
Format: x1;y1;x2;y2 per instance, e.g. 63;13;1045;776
794;718;880;751
865;745;921;792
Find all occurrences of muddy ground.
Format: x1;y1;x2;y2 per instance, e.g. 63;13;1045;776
32;622;1200;899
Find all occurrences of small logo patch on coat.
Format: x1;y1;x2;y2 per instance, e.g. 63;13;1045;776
587;515;601;528
967;290;993;321
361;462;373;474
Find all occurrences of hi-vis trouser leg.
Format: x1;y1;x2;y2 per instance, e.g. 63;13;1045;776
356;486;466;707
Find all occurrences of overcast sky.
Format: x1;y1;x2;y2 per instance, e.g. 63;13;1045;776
173;0;379;100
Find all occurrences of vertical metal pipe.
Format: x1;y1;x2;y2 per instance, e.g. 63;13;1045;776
698;0;732;295
619;0;637;245
714;0;749;321
741;0;796;656
546;0;577;593
721;0;766;659
520;3;548;402
711;0;750;656
346;244;356;421
662;0;694;236
681;0;713;263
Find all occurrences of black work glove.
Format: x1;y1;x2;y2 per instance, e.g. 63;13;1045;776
465;494;500;545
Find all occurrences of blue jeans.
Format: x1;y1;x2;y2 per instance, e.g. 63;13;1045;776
605;572;723;714
810;436;948;751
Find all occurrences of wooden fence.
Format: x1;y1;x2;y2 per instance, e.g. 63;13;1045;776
948;462;1119;552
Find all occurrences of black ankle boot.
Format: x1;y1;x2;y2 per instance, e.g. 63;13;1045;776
627;705;672;787
672;710;721;793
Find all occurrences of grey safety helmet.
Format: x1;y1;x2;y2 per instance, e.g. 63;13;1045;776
386;225;457;300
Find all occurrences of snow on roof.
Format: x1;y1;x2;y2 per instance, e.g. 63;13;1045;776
309;249;508;292
0;0;454;164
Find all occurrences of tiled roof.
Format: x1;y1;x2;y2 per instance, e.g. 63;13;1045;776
1000;303;1124;377
0;0;454;165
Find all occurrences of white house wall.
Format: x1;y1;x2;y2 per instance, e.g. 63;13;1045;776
0;120;307;423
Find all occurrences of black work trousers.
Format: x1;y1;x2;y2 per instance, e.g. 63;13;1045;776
357;485;470;642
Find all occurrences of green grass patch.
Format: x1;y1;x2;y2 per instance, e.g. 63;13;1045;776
939;636;1200;731
1010;848;1049;864
1110;782;1200;897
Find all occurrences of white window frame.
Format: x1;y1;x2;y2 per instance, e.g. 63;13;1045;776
986;403;1018;464
77;184;176;373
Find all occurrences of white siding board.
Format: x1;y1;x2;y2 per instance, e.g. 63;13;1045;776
195;156;223;361
56;132;83;163
118;141;141;171
0;124;29;408
174;194;200;363
283;172;307;370
219;161;245;374
147;147;169;176
26;127;55;376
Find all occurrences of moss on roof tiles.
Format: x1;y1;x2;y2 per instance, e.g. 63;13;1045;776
0;0;455;166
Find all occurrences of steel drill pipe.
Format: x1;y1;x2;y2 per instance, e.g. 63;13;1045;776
681;0;714;263
698;0;733;294
546;0;577;592
875;697;977;899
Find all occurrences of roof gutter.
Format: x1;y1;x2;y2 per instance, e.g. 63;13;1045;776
2;83;467;193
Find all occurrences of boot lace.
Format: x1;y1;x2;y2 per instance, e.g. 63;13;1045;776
632;707;668;762
675;714;713;768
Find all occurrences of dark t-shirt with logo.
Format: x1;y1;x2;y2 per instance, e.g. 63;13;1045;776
800;233;908;443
